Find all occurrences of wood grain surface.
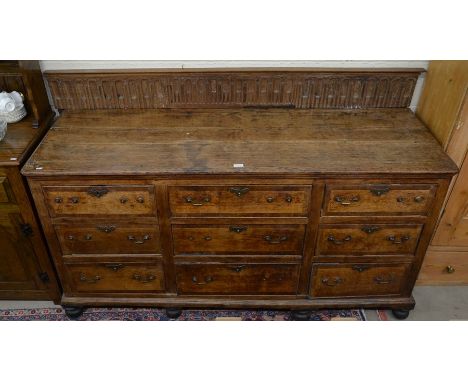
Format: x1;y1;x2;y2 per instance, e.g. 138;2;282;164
21;108;457;177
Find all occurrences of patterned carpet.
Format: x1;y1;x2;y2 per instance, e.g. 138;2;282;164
0;307;366;321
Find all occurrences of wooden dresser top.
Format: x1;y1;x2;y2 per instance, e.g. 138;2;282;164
21;108;458;177
0;115;49;167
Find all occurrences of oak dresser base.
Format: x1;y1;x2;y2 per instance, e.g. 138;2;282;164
21;71;457;321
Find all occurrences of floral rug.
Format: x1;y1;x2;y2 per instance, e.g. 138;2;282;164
0;307;366;321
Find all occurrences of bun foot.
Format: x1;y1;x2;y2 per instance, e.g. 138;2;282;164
290;310;311;321
391;309;410;320
165;308;182;319
63;306;85;319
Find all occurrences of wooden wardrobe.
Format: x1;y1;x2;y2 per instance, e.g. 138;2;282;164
417;61;468;284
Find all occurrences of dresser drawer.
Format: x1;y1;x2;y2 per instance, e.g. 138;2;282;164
172;224;305;255
55;224;161;255
65;261;165;293
418;250;468;285
169;185;310;216
323;184;436;216
310;263;411;297
317;224;422;256
43;185;155;217
176;263;300;294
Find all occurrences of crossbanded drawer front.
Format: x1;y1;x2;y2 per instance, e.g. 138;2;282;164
317;224;422;256
169;185;311;216
176;263;300;294
172;224;305;255
311;263;411;297
43;185;155;217
65;262;165;292
323;184;436;216
55;224;161;255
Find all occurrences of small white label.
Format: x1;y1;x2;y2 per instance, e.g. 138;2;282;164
10;157;17;161
233;163;244;168
35;167;43;170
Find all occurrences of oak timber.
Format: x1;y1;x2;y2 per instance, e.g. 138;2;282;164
22;109;457;177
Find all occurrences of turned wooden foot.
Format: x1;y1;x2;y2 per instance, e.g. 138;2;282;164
290;310;311;321
391;309;410;320
165;308;182;319
63;306;85;319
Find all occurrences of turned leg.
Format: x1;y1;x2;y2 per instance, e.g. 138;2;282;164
290;310;312;321
165;308;182;319
63;306;85;319
391;309;410;320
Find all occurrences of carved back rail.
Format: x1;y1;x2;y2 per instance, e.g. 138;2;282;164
45;68;423;111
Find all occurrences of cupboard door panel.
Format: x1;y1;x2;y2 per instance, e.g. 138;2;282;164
432;156;468;247
0;212;40;290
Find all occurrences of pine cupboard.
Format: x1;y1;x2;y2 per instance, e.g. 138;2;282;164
417;61;468;284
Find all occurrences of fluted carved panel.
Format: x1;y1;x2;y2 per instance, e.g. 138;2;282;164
45;69;422;111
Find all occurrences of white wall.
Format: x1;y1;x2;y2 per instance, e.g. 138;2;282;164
39;60;429;111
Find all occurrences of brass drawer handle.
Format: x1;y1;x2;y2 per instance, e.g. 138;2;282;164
204;236;212;241
264;235;288;244
120;196;128;204
361;226;381;234
327;235;352;245
321;277;343;287
136;196;145;203
192;275;213;285
104;263;124;271
79;273;101;283
229;186;250;197
70;197;79;204
184;195;211;206
87;187;109;198
446;265;455;274
229;226;247;233
54;196;63;204
97;225;116;233
374;274;395;284
266;195;293;203
370;186;390;196
387;235;410;244
67;235;74;240
127;234;151;244
397;195;425;203
84;234;92;240
334;195;360;205
133;274;156;283
352;265;370;272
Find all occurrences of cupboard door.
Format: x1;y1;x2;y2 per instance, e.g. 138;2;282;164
0;211;42;291
432;155;468;247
